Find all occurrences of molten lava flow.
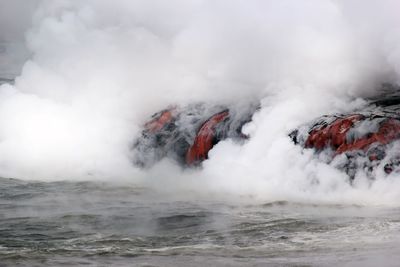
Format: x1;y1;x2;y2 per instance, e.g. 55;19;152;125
336;119;400;154
186;110;229;165
305;115;400;155
133;103;254;168
305;115;363;150
144;108;175;133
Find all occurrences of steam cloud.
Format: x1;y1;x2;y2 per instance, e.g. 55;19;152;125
1;0;400;204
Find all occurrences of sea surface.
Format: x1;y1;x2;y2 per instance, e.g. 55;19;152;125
1;177;400;267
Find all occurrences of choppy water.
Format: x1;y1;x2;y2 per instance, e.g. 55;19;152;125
1;177;400;267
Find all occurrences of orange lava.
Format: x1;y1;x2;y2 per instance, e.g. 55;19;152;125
305;115;400;155
144;109;175;133
186;110;229;165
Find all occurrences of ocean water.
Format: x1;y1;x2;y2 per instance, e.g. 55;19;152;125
2;177;400;267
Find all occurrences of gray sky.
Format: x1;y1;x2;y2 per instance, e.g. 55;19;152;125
0;0;39;42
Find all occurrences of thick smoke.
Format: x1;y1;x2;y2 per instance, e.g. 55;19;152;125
1;0;400;204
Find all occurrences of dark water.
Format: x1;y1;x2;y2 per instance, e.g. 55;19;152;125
1;177;400;267
0;78;13;86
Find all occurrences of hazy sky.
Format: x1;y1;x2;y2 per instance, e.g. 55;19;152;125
0;0;39;42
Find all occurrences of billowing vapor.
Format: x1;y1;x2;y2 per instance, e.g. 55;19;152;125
1;0;400;204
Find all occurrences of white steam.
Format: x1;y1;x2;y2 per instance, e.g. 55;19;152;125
1;0;400;205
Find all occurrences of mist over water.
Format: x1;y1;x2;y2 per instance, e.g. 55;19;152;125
1;0;400;205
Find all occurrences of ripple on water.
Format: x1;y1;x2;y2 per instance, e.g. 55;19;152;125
1;177;400;266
